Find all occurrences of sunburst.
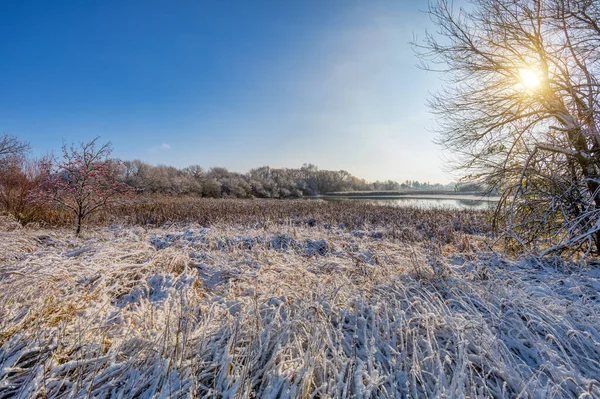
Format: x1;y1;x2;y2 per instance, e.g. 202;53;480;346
519;68;541;90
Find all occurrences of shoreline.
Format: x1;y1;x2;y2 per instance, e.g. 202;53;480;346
322;193;500;202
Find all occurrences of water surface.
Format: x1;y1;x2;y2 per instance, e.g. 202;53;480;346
324;195;498;210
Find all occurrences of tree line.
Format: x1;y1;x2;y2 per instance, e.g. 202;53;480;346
0;134;454;201
0;135;459;232
119;160;454;198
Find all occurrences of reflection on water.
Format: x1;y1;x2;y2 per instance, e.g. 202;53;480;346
325;197;497;210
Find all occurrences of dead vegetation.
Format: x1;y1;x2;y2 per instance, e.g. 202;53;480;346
0;215;598;397
14;196;492;243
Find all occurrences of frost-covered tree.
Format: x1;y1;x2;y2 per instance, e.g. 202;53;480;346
416;0;600;255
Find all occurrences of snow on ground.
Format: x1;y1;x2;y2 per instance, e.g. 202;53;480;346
0;222;599;398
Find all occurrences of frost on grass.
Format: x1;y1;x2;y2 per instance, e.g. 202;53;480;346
0;223;599;398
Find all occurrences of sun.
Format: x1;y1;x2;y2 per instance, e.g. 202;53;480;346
519;68;541;90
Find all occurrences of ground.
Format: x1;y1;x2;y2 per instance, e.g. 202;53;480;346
0;218;599;398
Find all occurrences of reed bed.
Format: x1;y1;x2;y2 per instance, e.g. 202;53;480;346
23;196;492;246
0;217;598;398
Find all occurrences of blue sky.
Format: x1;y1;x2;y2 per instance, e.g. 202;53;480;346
1;0;450;183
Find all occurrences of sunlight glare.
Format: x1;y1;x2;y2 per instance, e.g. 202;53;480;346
519;68;541;90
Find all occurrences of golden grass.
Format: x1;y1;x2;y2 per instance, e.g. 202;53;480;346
14;196;493;245
0;221;598;397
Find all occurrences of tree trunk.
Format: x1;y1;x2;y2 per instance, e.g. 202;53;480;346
569;128;600;252
75;213;82;236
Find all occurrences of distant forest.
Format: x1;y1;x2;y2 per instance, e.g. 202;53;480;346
118;161;473;198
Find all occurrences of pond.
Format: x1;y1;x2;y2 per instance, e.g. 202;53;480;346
323;194;499;210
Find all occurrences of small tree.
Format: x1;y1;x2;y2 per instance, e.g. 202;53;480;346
0;156;51;225
0;135;43;224
44;138;129;235
0;134;30;168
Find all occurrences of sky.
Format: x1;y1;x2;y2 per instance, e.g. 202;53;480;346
0;0;452;183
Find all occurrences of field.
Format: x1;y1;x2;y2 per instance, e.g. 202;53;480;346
0;200;599;398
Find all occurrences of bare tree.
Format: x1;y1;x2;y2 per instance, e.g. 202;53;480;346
0;134;30;167
42;138;129;235
0;156;50;225
415;0;600;255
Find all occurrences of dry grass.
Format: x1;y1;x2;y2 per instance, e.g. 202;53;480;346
20;196;492;245
0;214;598;397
